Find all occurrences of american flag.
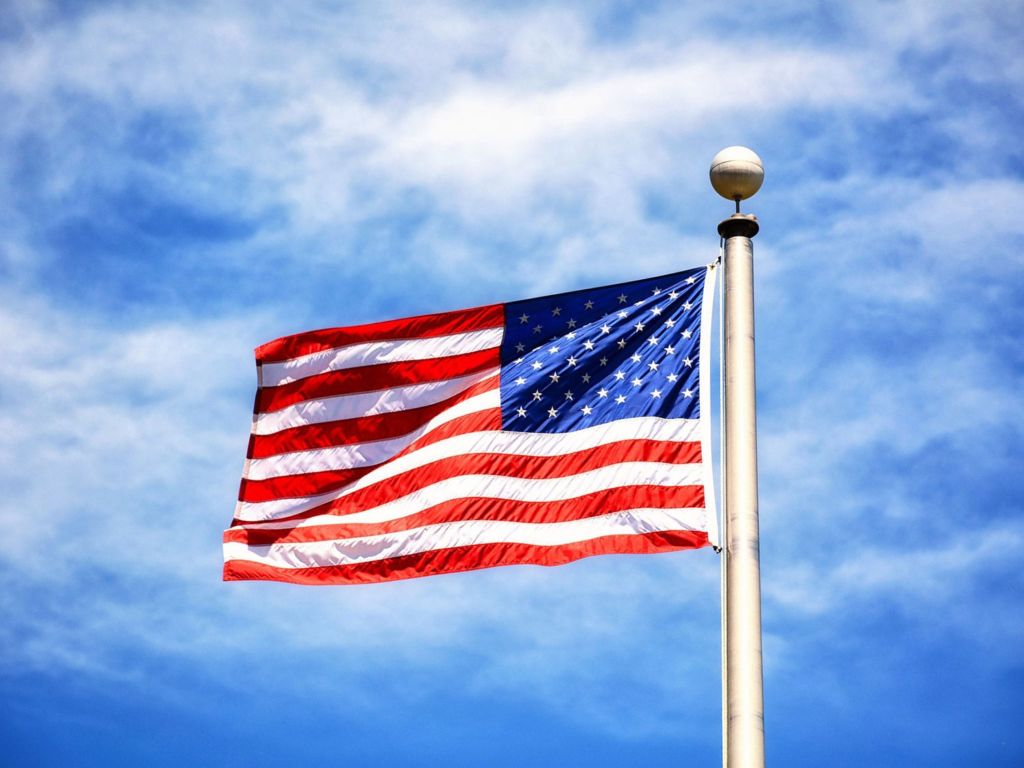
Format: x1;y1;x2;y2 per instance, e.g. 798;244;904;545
224;264;718;584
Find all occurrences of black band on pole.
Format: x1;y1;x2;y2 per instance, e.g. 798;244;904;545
717;214;760;240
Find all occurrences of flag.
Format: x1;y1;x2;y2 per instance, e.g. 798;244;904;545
224;264;718;585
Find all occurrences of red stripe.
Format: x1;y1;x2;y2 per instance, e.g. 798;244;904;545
238;438;702;520
238;408;503;504
223;530;710;585
226;484;705;545
247;377;499;460
256;348;500;413
256;304;505;364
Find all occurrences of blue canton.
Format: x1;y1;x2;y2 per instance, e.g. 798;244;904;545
500;266;710;433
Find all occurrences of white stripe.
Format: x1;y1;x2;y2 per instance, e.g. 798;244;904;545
261;327;504;387
245;389;499;480
236;416;704;521
253;368;499;436
223;508;707;569
238;461;705;532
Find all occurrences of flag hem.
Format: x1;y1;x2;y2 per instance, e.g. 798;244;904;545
700;263;720;548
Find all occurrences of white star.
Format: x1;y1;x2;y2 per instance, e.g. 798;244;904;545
631;353;642;363
652;287;661;295
582;373;592;384
584;300;595;310
552;306;562;316
599;356;609;366
581;404;593;415
533;324;543;334
667;373;679;382
650;306;662;316
618;294;628;304
682;329;692;339
614;370;626;381
566;356;578;367
683;389;694;398
516;406;527;417
600;324;611;334
532;390;543;401
565;390;574;401
615;395;627;404
618;310;628;319
597;388;609;398
548;406;559;418
665;346;675;355
515;342;526;353
549;371;561;383
665;319;675;328
519;313;529;324
686;276;697;285
647;336;659;346
566;331;577;340
651;389;662;398
514;357;523;364
648;361;659;371
634;300;644;307
567;319;577;329
617;339;627;349
669;290;679;299
683;357;694;367
548;345;560;354
531;360;543;370
514;376;526;385
683;301;693;310
634;321;646;332
632;377;642;387
583;339;595;351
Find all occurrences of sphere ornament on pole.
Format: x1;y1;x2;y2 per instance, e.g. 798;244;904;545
710;146;764;212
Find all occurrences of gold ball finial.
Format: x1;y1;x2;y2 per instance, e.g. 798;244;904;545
710;146;764;203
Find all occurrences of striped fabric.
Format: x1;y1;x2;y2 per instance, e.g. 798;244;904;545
224;265;718;585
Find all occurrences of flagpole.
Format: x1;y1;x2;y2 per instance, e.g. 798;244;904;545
711;147;766;768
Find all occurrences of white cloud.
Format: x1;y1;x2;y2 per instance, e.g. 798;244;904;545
0;1;904;290
765;520;1024;672
378;45;876;197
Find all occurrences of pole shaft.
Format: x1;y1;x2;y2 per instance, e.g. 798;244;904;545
720;215;765;768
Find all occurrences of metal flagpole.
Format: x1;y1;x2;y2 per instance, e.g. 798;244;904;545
710;147;766;768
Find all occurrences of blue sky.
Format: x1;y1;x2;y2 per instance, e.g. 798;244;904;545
1;1;1023;765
